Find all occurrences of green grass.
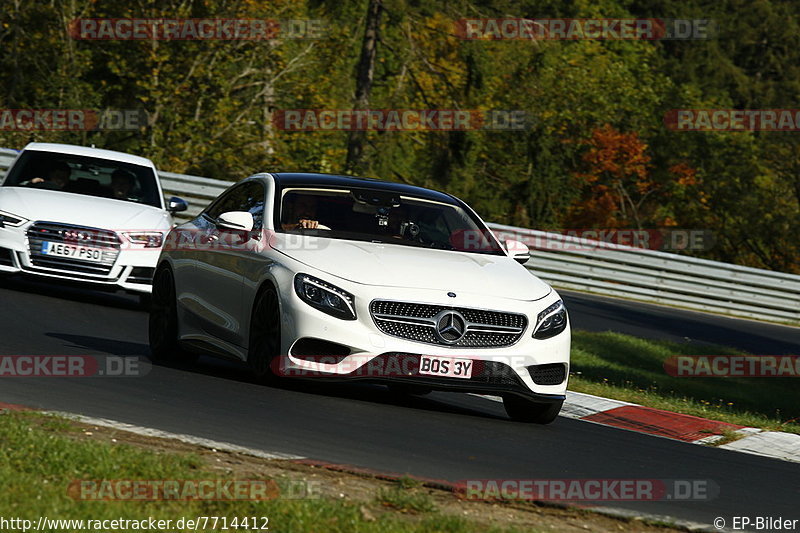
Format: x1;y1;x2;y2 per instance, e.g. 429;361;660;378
0;411;534;533
569;331;800;434
376;484;437;513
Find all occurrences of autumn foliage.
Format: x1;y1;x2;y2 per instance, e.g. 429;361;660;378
0;0;797;272
566;125;655;229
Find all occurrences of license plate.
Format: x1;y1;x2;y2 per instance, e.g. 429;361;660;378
419;355;473;379
40;241;106;262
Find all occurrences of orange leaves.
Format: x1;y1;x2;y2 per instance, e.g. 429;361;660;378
579;124;650;184
669;162;698;187
566;125;655;229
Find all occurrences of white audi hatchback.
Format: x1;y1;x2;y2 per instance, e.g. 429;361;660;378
150;173;570;423
0;143;187;300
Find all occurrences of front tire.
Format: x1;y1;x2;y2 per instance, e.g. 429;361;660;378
503;396;563;424
248;285;281;383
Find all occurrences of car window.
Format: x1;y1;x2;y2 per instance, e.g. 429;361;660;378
1;150;162;208
205;181;265;230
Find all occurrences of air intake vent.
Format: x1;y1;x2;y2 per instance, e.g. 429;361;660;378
0;247;14;267
127;267;155;284
528;363;567;385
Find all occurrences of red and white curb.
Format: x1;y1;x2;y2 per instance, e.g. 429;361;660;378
479;392;800;463
561;391;800;463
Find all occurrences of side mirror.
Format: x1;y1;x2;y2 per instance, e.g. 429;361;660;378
167;196;188;213
217;211;254;232
505;239;531;264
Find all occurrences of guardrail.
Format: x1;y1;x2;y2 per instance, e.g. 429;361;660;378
158;170;232;218
1;147;798;325
0;148;18;170
489;224;800;325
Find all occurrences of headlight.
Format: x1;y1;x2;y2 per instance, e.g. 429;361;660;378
0;210;28;228
294;274;356;320
123;232;164;248
533;299;568;339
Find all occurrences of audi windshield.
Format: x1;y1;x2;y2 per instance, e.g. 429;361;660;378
2;151;162;208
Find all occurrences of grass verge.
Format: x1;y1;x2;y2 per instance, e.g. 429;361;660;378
0;410;685;533
569;331;800;434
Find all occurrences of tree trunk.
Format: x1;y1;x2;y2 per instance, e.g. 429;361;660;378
345;0;382;174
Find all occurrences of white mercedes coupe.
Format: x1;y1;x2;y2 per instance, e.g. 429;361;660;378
0;143;187;301
149;173;570;423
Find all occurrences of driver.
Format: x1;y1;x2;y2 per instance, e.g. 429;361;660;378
281;193;324;230
22;162;71;190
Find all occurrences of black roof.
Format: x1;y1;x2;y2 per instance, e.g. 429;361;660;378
271;172;458;205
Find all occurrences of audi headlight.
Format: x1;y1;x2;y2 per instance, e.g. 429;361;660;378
294;274;356;320
123;231;164;248
0;210;28;228
533;299;568;339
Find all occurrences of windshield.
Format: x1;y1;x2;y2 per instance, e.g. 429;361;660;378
277;187;504;255
2;150;162;208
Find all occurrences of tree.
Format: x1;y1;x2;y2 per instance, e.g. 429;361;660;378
345;0;383;174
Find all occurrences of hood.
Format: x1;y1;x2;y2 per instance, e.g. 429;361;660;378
273;236;551;301
0;187;171;231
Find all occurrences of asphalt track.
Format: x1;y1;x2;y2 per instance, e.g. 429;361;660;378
0;274;798;527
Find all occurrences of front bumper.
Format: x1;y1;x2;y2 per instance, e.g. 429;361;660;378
277;352;567;403
0;223;161;294
276;278;571;401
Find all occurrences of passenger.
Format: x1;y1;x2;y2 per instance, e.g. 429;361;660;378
110;170;136;201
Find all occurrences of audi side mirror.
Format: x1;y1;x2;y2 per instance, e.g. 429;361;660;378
167;196;188;213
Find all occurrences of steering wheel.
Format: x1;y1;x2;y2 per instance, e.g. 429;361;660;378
298;223;331;231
